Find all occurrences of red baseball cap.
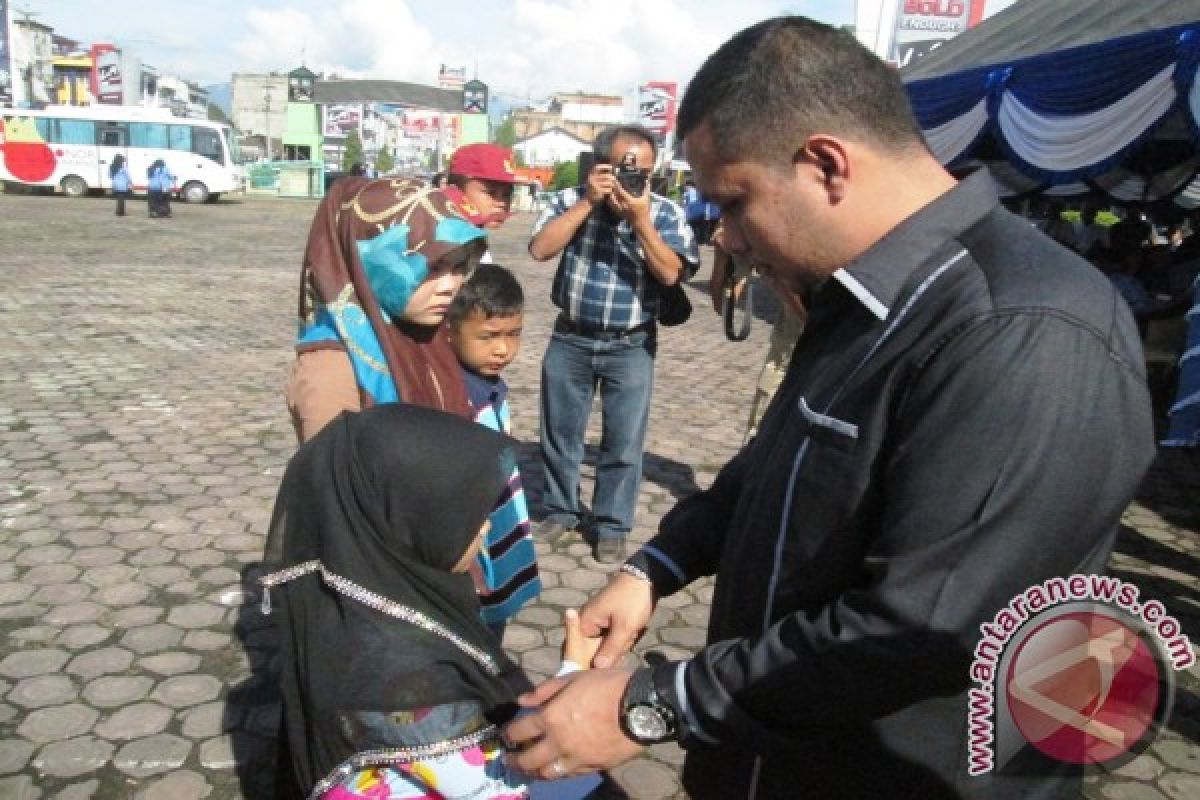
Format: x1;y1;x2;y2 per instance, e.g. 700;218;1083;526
448;143;520;184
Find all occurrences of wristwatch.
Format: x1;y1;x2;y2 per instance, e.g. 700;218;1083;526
620;668;678;744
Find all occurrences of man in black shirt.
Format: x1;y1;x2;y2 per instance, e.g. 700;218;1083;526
506;17;1155;798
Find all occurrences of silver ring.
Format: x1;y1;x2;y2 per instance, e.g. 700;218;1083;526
550;759;567;778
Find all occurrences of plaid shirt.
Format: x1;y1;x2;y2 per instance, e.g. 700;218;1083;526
533;187;700;332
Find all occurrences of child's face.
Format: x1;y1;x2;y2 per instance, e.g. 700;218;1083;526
449;309;523;377
452;519;491;573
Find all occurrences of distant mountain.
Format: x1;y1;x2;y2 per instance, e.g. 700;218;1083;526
205;83;232;118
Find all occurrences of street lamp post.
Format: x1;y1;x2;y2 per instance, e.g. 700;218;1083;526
263;86;272;161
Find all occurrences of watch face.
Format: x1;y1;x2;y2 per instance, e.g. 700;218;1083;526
627;704;669;740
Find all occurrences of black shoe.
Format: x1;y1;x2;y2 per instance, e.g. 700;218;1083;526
593;537;628;565
534;519;575;545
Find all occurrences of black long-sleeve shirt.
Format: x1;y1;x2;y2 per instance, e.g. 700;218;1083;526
626;170;1155;799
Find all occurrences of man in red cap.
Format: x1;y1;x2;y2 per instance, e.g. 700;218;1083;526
443;143;521;230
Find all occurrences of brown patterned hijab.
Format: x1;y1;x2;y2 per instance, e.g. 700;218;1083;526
296;177;487;415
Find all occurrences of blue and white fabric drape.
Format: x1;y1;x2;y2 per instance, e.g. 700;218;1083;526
906;23;1200;185
1165;279;1200;447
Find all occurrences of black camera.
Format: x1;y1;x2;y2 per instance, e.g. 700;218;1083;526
615;152;647;196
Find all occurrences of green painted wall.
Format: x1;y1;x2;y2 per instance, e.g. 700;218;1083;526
458;113;489;146
283;103;322;150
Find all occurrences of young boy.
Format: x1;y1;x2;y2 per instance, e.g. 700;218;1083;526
447;264;542;639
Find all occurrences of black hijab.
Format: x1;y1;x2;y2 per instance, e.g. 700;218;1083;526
261;404;531;795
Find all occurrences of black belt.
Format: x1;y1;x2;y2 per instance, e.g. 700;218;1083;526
554;315;654;340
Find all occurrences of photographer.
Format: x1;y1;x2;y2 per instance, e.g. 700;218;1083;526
528;125;699;563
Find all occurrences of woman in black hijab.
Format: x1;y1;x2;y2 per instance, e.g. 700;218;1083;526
260;404;532;798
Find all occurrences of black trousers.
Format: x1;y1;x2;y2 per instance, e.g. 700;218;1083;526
149;190;171;217
114;190;130;216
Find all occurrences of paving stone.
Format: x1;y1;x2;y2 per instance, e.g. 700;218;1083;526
1099;783;1169;800
112;734;191;777
133;770;212;800
55;625;113;650
52;779;99;799
151;674;222;708
92;583;151;607
111;606;164;629
10;626;59;645
181;631;232;651
180;702;236;739
139;652;201;676
42;602;104;626
0;739;36;774
119;624;184;654
69;547;124;568
94;703;173;740
7;675;78;708
81;565;138;588
31;736;113;779
1158;739;1200;773
82;675;154;708
17;703;100;743
166;603;225;629
66;648;134;680
197;735;237;770
0;583;36;604
0;775;42;799
0;649;70;679
16;545;72;567
22;564;80;585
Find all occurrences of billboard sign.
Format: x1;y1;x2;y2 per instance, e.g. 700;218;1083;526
91;44;123;104
890;0;984;68
638;81;677;135
323;103;362;137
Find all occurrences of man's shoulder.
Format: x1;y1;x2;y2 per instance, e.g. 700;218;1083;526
960;208;1123;328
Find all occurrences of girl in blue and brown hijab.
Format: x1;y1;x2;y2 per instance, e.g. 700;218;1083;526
287;178;488;440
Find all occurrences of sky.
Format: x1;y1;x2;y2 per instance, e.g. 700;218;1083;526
32;0;856;100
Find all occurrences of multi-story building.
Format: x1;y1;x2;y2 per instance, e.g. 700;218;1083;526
231;72;289;160
510;91;625;144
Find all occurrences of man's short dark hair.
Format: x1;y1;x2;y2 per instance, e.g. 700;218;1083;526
593;125;658;165
677;16;925;162
447;263;524;327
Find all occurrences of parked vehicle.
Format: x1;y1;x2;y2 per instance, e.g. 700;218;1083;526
0;105;245;203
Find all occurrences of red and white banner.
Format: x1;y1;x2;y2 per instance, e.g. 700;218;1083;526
890;0;986;68
91;44;122;105
638;82;678;135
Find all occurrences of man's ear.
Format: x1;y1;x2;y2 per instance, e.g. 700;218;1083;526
794;136;849;202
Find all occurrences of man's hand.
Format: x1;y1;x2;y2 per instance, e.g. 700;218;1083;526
580;572;655;668
609;181;652;226
505;668;643;779
585;165;616;206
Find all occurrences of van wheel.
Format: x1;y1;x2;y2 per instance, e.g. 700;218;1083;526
182;181;209;204
61;175;88;197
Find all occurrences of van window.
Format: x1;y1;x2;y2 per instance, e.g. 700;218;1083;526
191;128;224;164
130;122;169;149
96;121;128;147
168;125;193;151
57;119;96;145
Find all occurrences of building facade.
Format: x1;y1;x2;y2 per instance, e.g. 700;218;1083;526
510;91;625;143
231;72;289;160
512;126;590;168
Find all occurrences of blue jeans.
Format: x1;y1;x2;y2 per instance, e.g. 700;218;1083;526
539;325;656;541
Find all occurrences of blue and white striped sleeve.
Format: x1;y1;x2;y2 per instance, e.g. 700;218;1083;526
653;198;701;277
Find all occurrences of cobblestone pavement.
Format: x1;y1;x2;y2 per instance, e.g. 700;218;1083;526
0;191;1197;799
